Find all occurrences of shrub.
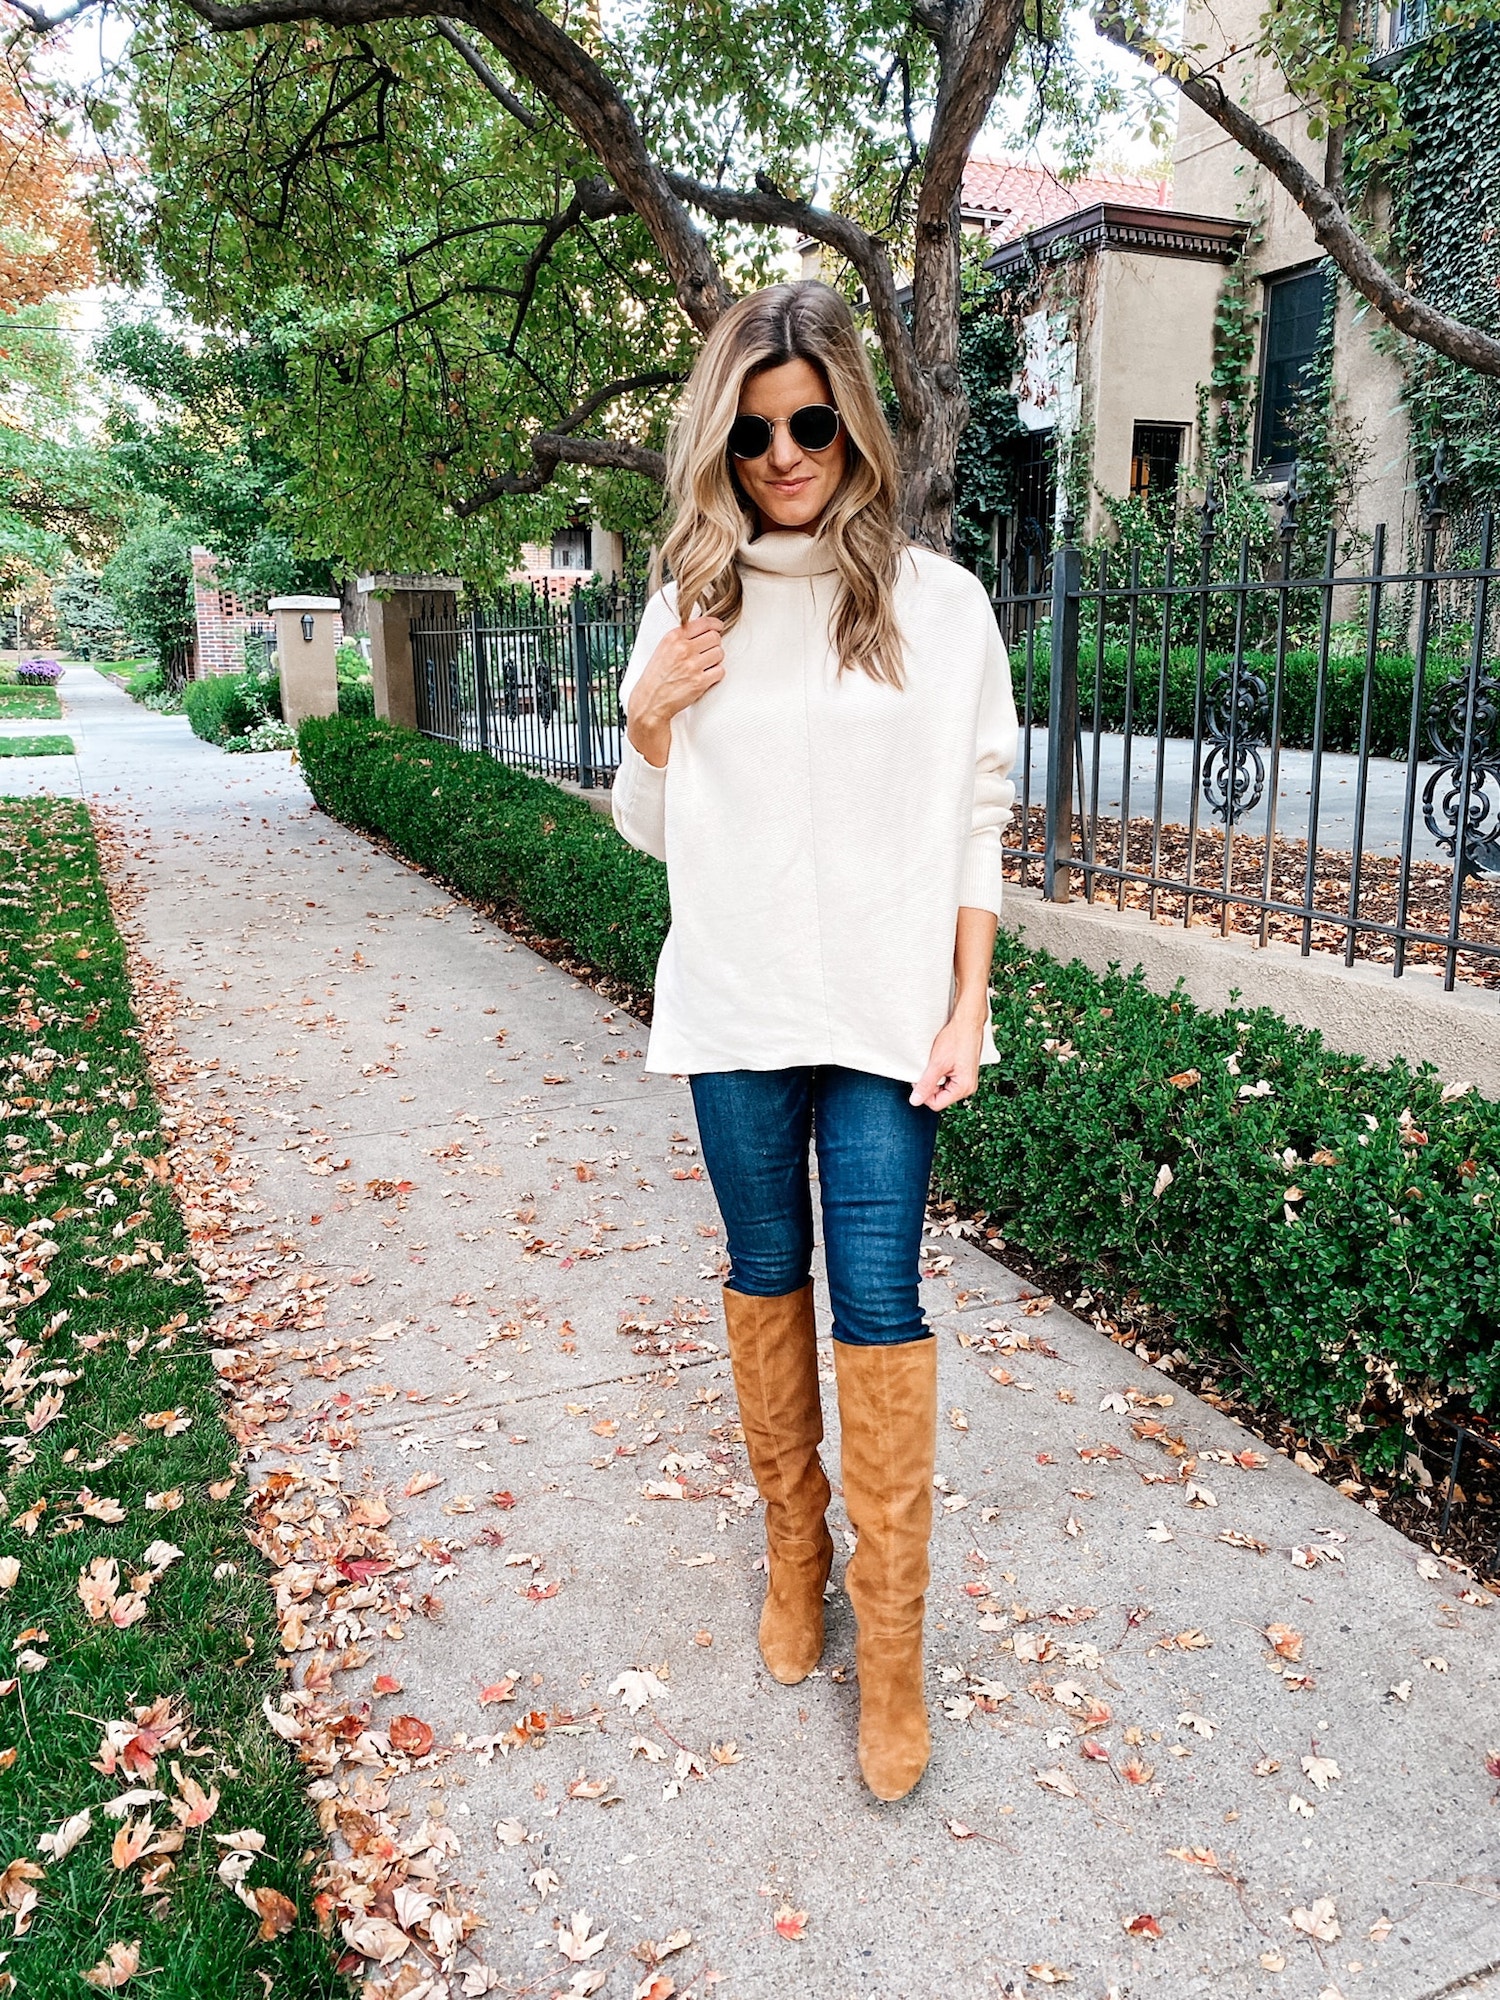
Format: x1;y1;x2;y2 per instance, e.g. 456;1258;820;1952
17;658;63;685
183;666;282;745
297;715;1500;1454
1011;640;1456;762
298;714;669;996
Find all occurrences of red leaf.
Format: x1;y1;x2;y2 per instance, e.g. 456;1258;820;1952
388;1714;434;1757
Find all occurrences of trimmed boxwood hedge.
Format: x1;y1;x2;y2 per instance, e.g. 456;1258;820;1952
298;713;1500;1458
298;714;669;995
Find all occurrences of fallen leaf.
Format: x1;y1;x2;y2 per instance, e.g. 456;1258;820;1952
609;1669;668;1715
388;1715;435;1758
169;1775;219;1827
1264;1624;1303;1660
403;1471;444;1498
1034;1766;1080;1798
1123;1913;1162;1938
1301;1753;1340;1791
1290;1896;1340;1943
773;1905;808;1942
111;1816;154;1870
82;1941;142;1989
40;1808;91;1860
1026;1965;1073;1984
252;1887;297;1939
343;1915;411;1965
556;1910;610;1964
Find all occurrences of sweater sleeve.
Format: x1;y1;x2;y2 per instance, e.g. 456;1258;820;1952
957;612;1019;916
611;589;678;864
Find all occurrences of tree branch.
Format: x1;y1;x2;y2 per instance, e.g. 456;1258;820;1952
1095;6;1500;377
172;0;732;334
454;433;667;511
452;368;677;512
396;213;556;269
662;169;925;421
6;0;101;31
435;17;539;130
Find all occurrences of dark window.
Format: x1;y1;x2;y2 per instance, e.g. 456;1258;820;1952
1009;429;1056;565
1129;423;1186;508
1256;267;1331;470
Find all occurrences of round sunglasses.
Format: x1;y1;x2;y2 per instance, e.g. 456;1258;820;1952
727;403;842;460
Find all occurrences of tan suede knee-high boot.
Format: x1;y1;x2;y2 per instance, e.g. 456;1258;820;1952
722;1284;834;1684
833;1335;938;1801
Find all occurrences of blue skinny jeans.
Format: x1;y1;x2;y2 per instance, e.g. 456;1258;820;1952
688;1065;938;1346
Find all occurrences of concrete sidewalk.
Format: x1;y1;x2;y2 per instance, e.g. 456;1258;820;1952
25;665;1500;2000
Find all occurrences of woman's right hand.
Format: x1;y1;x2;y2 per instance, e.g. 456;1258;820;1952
626;616;725;768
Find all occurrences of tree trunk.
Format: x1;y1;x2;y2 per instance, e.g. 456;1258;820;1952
896;378;968;552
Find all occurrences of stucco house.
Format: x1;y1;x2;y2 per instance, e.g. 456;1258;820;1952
979;0;1478;562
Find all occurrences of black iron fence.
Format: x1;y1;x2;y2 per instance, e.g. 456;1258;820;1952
1000;481;1500;989
410;582;643;788
409;497;1500;990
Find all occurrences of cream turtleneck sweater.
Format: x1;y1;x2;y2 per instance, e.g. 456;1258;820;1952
611;530;1018;1085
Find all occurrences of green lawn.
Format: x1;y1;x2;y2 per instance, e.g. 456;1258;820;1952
0;735;73;758
0;687;64;723
0;799;344;1999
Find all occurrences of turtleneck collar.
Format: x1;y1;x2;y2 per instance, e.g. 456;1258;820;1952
737;527;840;578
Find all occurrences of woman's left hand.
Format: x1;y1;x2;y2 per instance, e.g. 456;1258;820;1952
909;1005;987;1111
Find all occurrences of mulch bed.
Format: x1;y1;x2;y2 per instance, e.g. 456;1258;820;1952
1003;804;1500;991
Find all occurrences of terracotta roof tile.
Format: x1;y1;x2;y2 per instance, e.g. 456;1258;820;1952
962;156;1171;239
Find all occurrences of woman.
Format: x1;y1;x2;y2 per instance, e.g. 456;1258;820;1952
612;280;1017;1803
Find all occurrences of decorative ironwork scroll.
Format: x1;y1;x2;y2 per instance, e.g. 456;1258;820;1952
1201;664;1270;825
1422;668;1500;880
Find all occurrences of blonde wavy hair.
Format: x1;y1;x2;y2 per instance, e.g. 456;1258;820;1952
657;281;908;686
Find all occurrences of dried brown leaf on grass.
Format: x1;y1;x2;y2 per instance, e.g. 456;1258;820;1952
82;1940;142;1989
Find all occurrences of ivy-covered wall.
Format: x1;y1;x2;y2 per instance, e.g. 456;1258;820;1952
1387;25;1500;514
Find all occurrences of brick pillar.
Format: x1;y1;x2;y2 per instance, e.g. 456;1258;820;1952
267;596;342;728
357;574;462;731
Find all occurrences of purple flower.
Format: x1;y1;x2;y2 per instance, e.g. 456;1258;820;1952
16;659;64;685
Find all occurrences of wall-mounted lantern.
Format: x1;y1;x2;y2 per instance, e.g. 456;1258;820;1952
300;613;316;642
